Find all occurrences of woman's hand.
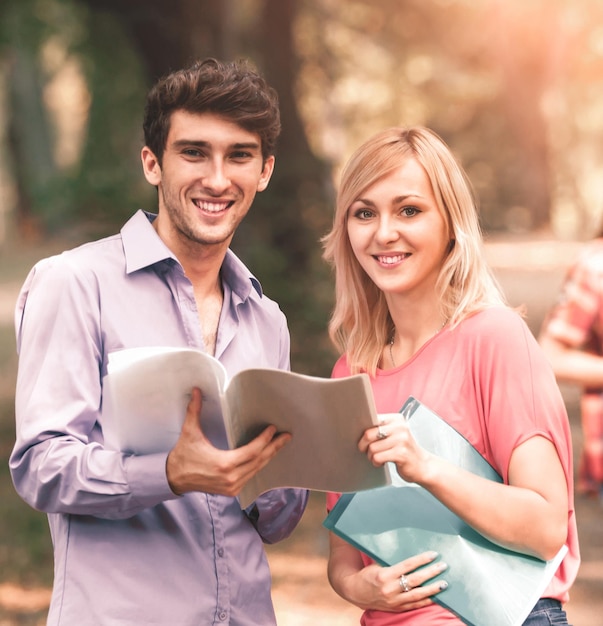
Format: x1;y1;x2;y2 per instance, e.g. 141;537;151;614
359;416;433;485
328;532;448;612
352;555;448;612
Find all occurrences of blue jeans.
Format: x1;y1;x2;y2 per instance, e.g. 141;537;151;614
522;599;570;625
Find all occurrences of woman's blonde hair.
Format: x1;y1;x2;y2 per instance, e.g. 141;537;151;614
322;126;506;375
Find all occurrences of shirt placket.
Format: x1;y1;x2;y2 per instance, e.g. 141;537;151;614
208;494;230;624
166;264;204;349
165;265;232;624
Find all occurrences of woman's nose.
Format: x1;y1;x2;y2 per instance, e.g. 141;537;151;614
375;216;399;243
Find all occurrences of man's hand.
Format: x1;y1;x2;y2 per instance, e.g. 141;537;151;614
166;387;291;496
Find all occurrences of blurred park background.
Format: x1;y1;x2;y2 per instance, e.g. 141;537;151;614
1;0;603;624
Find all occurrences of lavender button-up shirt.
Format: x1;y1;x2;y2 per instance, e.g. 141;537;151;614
10;210;308;626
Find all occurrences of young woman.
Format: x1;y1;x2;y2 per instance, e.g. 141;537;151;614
322;127;579;625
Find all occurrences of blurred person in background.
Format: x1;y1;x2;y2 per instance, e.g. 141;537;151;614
9;58;307;626
322;126;578;625
539;225;603;500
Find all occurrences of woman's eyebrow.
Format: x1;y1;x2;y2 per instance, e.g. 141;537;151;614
352;194;421;206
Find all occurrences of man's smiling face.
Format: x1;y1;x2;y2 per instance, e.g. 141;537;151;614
141;110;274;253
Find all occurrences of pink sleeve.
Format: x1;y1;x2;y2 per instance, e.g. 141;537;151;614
473;310;572;483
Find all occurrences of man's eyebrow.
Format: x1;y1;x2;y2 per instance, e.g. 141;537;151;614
232;141;261;150
171;139;261;151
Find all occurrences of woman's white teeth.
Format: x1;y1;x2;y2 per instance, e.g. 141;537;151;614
378;255;404;264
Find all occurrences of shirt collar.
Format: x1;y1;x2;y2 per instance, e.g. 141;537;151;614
222;248;263;300
121;210;263;299
121;210;175;272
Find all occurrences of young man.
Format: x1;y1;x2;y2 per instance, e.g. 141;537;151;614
10;58;308;626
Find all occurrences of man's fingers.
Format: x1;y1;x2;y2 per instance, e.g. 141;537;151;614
240;427;291;458
172;398;292;496
182;387;204;433
252;427;291;454
271;431;292;451
257;431;292;460
229;428;292;476
186;386;202;414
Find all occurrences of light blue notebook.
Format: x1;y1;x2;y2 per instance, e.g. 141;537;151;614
323;397;567;626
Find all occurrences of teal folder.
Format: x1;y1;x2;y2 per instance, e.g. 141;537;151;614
323;397;567;626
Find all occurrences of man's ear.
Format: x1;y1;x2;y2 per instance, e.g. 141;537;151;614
141;146;162;186
257;155;275;192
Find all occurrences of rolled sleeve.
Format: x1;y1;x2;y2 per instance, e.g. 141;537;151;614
247;488;309;544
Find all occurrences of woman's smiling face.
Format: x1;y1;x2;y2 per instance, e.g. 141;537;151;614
346;156;450;299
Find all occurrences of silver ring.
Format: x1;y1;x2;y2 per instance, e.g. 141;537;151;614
399;574;412;593
377;426;388;440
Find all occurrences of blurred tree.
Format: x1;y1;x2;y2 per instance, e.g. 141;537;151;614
81;0;228;80
1;0;80;238
70;6;151;234
293;0;580;233
5;0;603;368
246;0;335;371
542;0;603;237
6;32;56;239
490;0;556;231
0;0;334;371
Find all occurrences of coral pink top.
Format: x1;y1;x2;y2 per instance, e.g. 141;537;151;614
327;306;579;626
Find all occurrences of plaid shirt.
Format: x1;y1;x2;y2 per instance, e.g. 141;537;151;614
545;239;603;366
543;238;603;490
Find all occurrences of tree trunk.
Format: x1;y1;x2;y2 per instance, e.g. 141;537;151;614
492;1;554;231
82;0;227;81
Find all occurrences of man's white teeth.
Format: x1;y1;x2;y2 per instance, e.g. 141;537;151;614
195;200;229;212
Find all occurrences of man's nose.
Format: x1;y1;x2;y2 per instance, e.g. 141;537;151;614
202;160;231;193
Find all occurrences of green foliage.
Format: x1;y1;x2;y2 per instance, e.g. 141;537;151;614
2;0;83;231
72;9;154;236
234;226;337;376
232;152;337;376
0;0;154;238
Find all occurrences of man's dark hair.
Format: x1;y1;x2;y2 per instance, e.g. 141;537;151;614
143;58;281;164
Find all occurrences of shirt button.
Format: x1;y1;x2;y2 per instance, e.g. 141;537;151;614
217;548;224;557
219;611;227;621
